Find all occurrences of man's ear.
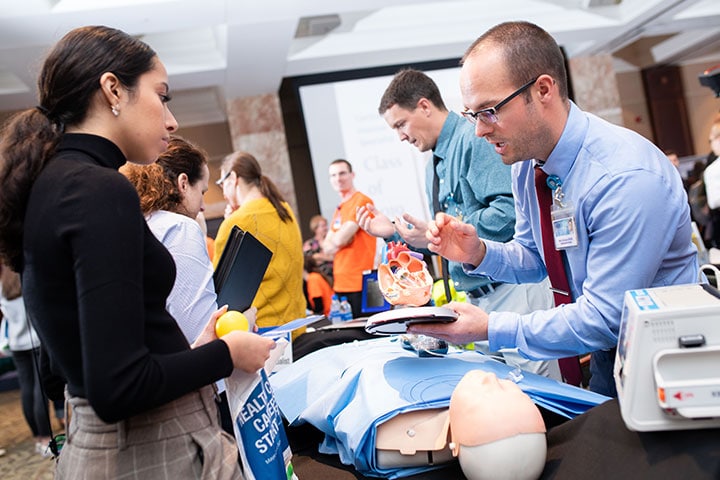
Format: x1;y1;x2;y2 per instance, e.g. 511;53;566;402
417;97;433;115
535;74;556;102
99;72;122;109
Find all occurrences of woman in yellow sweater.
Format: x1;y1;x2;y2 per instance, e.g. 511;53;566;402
214;151;305;334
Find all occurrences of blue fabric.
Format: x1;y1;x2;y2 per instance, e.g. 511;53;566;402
472;103;699;370
426;112;515;292
270;337;608;479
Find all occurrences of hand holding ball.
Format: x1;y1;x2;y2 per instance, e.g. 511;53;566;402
215;310;249;337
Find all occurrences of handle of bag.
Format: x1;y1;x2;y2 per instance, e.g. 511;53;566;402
700;263;720;288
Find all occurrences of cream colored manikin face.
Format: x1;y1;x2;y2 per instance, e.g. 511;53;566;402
449;370;547;480
449;370;545;449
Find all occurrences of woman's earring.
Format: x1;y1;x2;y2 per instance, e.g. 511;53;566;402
111;104;120;117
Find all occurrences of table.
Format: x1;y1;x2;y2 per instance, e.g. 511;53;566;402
290;399;720;479
284;328;720;479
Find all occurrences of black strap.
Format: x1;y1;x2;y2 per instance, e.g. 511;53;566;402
27;310;65;458
432;155;453;303
14;269;59;456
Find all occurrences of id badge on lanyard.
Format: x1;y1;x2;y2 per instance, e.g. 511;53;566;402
547;175;578;250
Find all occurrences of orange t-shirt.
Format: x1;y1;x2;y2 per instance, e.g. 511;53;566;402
330;191;376;292
306;272;334;317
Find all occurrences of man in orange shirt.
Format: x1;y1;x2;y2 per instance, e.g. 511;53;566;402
323;159;377;318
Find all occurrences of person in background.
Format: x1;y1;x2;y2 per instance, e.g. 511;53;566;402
121;136;255;437
704;118;720;248
323;159;377;318
303;254;334;317
0;25;273;478
121;137;219;343
0;264;53;457
215;151;305;335
664;149;681;169
303;214;334;284
416;21;698;397
358;68;557;380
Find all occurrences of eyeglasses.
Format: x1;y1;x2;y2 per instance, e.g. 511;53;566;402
215;171;231;186
461;77;539;125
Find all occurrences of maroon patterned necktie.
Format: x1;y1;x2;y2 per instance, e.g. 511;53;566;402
535;165;583;386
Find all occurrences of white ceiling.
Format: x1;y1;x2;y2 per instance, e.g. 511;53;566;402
1;0;719;128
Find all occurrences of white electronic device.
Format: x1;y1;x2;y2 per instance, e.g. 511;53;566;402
614;283;720;431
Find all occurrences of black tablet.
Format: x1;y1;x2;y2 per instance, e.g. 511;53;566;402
365;306;457;335
214;226;272;312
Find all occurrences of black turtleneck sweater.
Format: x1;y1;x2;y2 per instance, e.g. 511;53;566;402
22;133;232;423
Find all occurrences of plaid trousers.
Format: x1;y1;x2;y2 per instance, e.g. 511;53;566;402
56;386;243;480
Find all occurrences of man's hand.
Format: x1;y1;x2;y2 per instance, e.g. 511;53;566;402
394;213;429;249
356;204;395;238
426;212;486;266
407;301;489;344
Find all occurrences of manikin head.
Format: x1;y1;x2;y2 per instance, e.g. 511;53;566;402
449;370;547;480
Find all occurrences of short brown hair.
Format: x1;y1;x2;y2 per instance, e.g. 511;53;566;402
329;158;353;172
462;21;569;101
378;68;447;115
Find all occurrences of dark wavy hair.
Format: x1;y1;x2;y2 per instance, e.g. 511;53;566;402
121;136;208;215
378;68;447;115
222;151;292;223
0;26;156;271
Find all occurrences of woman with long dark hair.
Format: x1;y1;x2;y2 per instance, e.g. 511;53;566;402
0;26;272;478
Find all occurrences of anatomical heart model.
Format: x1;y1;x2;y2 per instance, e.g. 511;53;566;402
377;242;434;306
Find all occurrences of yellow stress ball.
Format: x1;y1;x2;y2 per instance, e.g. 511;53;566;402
215;310;249;337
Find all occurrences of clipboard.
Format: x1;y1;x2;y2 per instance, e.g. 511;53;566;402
214;225;272;312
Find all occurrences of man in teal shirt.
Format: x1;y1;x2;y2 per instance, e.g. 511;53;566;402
357;69;558;379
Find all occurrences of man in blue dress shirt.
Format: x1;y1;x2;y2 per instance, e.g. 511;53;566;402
357;68;558;380
416;21;699;396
